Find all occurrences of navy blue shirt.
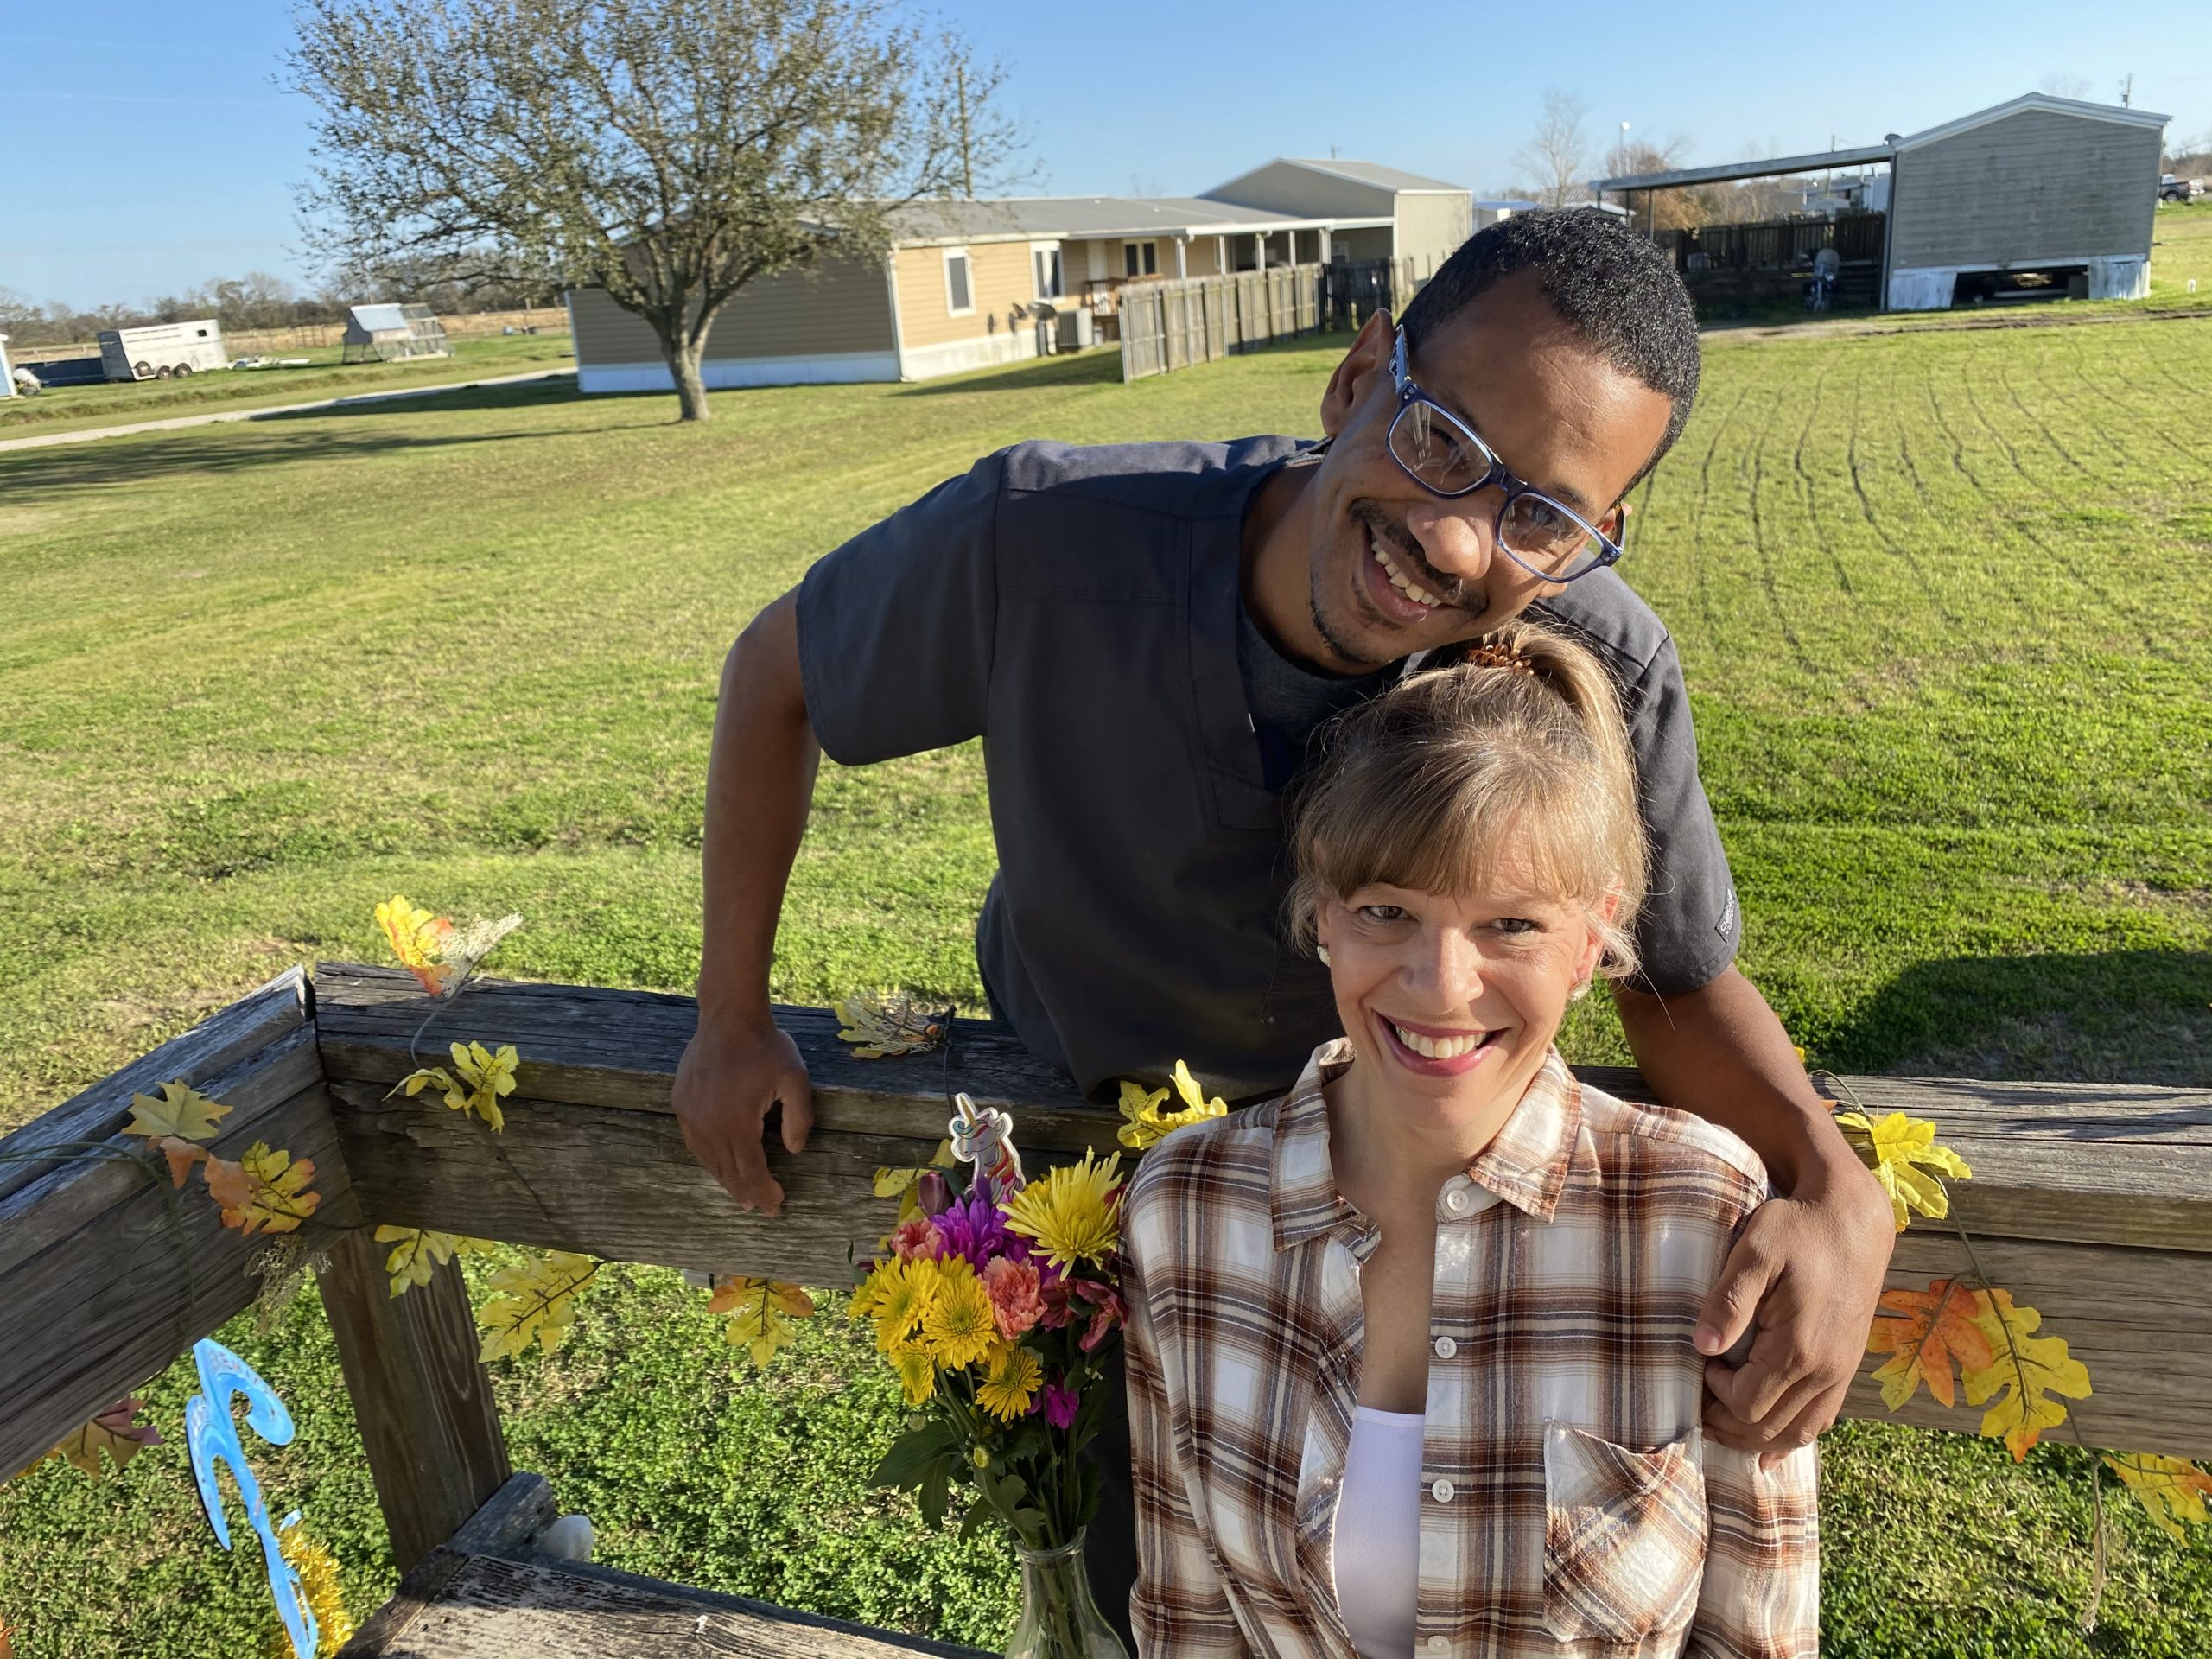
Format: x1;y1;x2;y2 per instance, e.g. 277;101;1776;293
797;437;1740;1100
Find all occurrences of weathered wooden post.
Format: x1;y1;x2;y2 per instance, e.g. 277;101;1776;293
315;1236;511;1571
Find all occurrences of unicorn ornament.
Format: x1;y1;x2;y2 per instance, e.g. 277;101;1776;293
948;1091;1025;1199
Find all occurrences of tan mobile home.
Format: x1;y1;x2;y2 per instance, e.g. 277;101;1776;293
568;158;1471;393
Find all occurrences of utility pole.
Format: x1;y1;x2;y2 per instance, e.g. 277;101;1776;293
955;63;975;198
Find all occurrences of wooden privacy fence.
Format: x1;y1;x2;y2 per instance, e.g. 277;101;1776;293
4;963;2211;1580
1118;260;1423;382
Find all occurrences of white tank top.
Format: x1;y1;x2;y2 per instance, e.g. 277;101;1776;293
1334;1407;1425;1659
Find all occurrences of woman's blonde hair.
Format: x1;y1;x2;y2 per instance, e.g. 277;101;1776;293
1287;620;1649;979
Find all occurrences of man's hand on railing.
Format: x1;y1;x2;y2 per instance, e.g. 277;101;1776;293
1696;1159;1896;1461
673;1016;815;1215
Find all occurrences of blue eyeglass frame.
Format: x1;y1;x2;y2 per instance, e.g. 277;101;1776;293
1387;326;1626;582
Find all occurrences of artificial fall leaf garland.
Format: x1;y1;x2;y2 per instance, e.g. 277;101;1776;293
1826;1070;2212;1577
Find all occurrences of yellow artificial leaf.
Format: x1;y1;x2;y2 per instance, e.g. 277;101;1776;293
1116;1060;1228;1150
2104;1452;2212;1542
835;992;947;1058
49;1396;162;1478
707;1275;817;1367
374;1225;486;1297
873;1140;957;1217
391;1041;518;1132
1961;1288;2092;1460
1835;1109;1972;1232
124;1079;232;1144
477;1250;597;1361
1865;1278;1995;1411
376;895;455;996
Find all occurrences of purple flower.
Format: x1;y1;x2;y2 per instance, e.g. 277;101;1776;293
915;1171;954;1217
1034;1381;1081;1430
934;1188;1030;1272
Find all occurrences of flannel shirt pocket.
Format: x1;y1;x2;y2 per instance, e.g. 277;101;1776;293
1541;1421;1707;1647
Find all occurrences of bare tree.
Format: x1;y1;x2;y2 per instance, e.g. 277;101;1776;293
286;0;1020;421
1515;90;1591;209
2039;72;2094;100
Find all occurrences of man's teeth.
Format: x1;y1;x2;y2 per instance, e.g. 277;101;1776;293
1370;533;1440;608
1391;1023;1488;1059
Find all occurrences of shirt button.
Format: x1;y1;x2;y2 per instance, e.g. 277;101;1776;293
1433;1336;1458;1360
1430;1478;1455;1503
1440;1183;1472;1217
1426;1637;1449;1654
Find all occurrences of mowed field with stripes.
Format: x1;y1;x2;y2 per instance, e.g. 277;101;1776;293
1;269;2207;1656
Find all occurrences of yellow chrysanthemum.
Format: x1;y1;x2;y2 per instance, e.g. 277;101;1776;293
868;1257;942;1352
920;1259;998;1370
1002;1149;1123;1269
977;1344;1044;1422
892;1343;938;1408
1835;1109;1972;1232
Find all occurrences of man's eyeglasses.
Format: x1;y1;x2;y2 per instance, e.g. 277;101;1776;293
1386;327;1624;583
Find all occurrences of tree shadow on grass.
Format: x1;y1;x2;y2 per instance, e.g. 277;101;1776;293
251;373;585;421
0;404;607;504
1822;949;2212;1089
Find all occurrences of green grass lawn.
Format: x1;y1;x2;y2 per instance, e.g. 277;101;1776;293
1;305;2208;1656
0;334;575;439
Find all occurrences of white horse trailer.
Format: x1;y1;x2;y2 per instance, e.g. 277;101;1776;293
98;321;229;382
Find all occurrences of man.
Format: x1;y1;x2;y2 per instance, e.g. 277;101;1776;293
673;211;1892;1631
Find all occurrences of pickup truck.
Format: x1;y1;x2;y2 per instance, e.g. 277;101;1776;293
2160;174;2205;202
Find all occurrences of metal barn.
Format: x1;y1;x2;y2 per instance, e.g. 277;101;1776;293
341;303;453;363
1592;93;2169;313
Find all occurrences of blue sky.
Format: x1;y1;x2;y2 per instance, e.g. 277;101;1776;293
3;1;2205;307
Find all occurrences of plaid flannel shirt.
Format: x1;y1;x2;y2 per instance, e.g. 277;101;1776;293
1123;1040;1819;1659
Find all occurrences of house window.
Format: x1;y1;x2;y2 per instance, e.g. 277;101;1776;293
944;249;974;315
1122;240;1158;279
1033;244;1065;300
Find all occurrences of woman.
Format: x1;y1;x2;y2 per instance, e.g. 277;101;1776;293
1122;624;1818;1658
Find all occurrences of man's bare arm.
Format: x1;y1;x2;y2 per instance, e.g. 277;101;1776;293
672;588;820;1213
1615;966;1894;1452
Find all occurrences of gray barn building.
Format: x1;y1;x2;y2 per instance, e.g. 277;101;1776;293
1592;92;2169;312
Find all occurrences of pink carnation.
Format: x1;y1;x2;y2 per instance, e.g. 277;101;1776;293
890;1216;944;1262
982;1257;1046;1339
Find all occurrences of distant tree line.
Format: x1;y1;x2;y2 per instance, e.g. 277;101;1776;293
0;259;558;351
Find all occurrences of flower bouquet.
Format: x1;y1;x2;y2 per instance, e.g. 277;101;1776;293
854;1095;1130;1659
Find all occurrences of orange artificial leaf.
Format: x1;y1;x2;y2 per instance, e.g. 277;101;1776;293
150;1135;208;1188
50;1395;162;1478
124;1079;231;1144
1961;1287;2093;1461
1865;1277;1996;1410
206;1141;321;1236
201;1153;251;1211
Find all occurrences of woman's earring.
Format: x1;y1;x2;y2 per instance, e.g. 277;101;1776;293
1316;944;1332;966
1569;980;1590;1002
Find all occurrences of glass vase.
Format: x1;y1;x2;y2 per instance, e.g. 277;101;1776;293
1005;1530;1129;1659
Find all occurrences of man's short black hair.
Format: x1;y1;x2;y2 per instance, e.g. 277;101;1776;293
1396;208;1700;486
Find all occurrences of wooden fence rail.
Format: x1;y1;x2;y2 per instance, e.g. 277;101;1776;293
4;963;2209;1573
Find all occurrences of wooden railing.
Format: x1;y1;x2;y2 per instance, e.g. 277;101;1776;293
4;963;2209;1575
